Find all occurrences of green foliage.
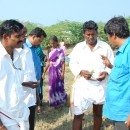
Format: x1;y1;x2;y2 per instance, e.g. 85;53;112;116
0;16;130;49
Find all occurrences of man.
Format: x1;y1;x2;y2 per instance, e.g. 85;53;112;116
24;27;47;107
36;45;47;106
16;26;40;130
0;20;29;130
69;20;114;130
102;16;130;130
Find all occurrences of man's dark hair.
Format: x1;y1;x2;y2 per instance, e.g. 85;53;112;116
29;27;47;38
104;16;129;38
49;35;58;42
0;19;23;40
83;20;98;33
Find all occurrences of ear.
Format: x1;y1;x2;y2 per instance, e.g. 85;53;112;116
32;35;36;40
3;34;9;42
83;32;85;37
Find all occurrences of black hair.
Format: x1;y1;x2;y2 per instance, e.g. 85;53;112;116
104;16;129;38
29;27;47;38
0;19;23;40
49;35;58;42
83;20;98;33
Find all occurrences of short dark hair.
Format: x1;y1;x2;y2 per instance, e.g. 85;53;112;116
104;16;129;38
0;19;23;40
29;27;47;38
83;20;98;33
49;35;58;42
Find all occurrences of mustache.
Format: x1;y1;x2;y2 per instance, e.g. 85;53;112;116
18;41;23;44
88;38;95;41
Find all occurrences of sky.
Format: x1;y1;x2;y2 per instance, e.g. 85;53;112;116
0;0;130;27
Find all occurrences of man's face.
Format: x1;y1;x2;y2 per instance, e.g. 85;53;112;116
5;30;24;49
15;27;28;48
83;30;98;45
33;35;44;47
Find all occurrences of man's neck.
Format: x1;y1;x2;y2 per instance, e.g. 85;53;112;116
117;38;128;47
28;37;33;46
86;42;97;51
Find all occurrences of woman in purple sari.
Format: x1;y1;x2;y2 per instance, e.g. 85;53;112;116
42;35;67;107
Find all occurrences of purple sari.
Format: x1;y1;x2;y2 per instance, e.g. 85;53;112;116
48;47;67;107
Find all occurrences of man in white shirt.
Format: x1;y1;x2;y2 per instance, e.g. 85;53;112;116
0;20;30;130
69;20;114;130
16;26;40;130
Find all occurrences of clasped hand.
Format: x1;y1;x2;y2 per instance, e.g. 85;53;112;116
80;70;106;81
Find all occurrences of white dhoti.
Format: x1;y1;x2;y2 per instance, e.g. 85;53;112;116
70;77;107;115
0;69;30;130
0;107;29;130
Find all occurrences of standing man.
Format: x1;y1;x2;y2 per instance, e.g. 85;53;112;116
24;27;47;108
36;45;47;106
16;25;40;130
69;20;114;130
102;16;130;130
0;20;29;130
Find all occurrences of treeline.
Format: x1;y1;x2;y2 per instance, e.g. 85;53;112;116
0;17;130;49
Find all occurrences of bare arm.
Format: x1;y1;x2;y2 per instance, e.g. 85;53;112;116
42;58;50;79
60;61;65;80
22;81;39;89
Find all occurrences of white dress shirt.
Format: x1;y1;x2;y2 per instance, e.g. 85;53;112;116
69;40;114;115
0;42;29;130
17;45;37;107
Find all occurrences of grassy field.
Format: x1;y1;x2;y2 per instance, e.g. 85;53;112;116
35;48;114;130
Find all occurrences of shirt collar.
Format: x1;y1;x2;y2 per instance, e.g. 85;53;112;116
82;39;104;50
25;39;33;48
0;42;8;57
13;49;20;63
116;37;130;54
0;41;20;61
16;45;29;54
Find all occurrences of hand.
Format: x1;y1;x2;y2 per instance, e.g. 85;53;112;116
42;73;45;80
37;106;41;113
29;81;40;89
22;81;40;89
125;114;130;128
100;55;113;69
0;125;7;130
60;72;64;80
96;71;107;81
44;56;47;62
80;70;92;80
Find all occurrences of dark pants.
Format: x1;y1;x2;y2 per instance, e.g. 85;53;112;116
113;121;130;130
39;66;44;106
29;105;36;130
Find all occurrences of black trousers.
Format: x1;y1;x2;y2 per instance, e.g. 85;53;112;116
113;121;130;130
29;105;36;130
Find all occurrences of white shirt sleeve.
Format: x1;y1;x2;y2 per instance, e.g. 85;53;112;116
69;44;82;77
